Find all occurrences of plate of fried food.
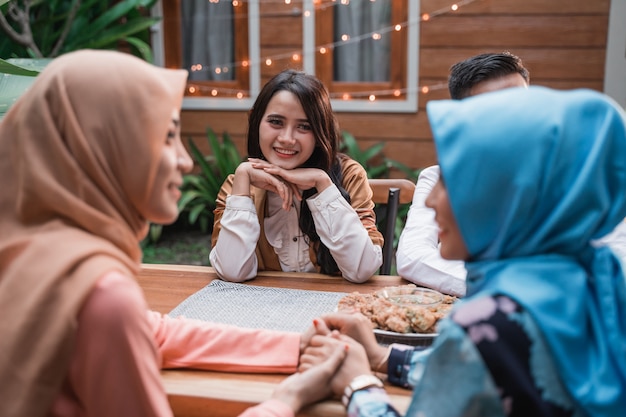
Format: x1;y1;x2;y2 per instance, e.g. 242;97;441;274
337;284;457;346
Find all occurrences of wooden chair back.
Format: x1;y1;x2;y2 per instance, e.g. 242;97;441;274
368;179;416;275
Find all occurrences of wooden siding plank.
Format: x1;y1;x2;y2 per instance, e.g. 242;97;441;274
421;16;609;48
260;17;303;47
259;1;304;15
419;48;606;80
421;0;610;15
361;139;437;171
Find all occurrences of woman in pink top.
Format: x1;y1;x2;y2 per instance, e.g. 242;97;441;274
0;50;344;417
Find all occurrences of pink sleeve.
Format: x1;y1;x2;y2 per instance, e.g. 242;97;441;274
238;399;295;417
147;310;300;373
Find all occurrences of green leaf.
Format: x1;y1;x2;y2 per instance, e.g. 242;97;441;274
189;203;207;224
385;159;421;182
149;224;163;243
0;0;10;7
199;217;210;234
177;190;201;211
206;128;228;176
361;143;385;162
67;17;160;51
368;165;388;179
124;36;154;62
340;131;361;157
221;131;242;172
0;59;40;76
65;0;145;47
188;137;220;191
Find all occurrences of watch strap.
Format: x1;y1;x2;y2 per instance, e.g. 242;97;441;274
341;374;384;408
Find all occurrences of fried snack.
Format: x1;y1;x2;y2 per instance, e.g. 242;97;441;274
337;284;457;334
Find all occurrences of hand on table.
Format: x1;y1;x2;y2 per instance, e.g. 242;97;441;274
317;313;390;373
271;340;347;413
300;334;373;397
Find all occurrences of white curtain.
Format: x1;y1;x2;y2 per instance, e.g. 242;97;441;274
181;0;234;81
333;0;391;82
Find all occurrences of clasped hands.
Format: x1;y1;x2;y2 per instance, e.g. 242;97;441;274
269;312;390;413
233;158;333;211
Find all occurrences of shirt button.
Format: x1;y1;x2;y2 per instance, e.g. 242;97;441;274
293;237;298;242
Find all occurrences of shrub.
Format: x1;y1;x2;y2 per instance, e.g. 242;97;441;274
0;0;158;61
178;129;242;232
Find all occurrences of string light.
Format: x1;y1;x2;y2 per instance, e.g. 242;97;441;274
183;0;479;100
185;82;449;101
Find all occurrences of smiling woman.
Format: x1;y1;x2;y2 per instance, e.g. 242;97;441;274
210;69;384;283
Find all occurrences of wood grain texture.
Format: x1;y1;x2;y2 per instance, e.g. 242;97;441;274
138;264;414;417
138;264;413;314
422;0;610;15
369;179;417;204
421;16;609;47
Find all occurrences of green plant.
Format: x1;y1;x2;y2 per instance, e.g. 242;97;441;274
177;128;243;234
0;0;158;61
0;0;159;118
340;131;389;178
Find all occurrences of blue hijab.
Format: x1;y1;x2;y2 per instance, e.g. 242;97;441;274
427;86;626;416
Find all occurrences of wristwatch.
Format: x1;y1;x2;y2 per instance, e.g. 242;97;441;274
341;374;384;408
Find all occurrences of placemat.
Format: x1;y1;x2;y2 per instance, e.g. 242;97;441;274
169;280;347;333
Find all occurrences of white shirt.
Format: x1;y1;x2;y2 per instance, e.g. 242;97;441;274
209;185;382;283
396;165;467;297
593;220;626;264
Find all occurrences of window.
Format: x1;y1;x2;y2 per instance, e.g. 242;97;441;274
152;0;260;110
151;0;417;112
305;0;418;112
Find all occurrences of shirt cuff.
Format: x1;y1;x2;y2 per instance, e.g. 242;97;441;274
225;194;256;210
306;184;341;208
387;344;416;388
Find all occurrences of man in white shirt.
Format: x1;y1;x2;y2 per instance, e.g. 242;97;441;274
396;52;530;297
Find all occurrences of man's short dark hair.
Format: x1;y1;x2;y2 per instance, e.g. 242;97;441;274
448;52;530;99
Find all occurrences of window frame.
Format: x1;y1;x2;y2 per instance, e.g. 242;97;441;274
303;0;419;113
151;0;261;110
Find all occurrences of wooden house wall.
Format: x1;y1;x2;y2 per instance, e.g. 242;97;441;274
180;0;611;175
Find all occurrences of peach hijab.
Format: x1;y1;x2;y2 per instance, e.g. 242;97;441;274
0;50;187;416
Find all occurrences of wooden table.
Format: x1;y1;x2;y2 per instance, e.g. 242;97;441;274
138;264;414;417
